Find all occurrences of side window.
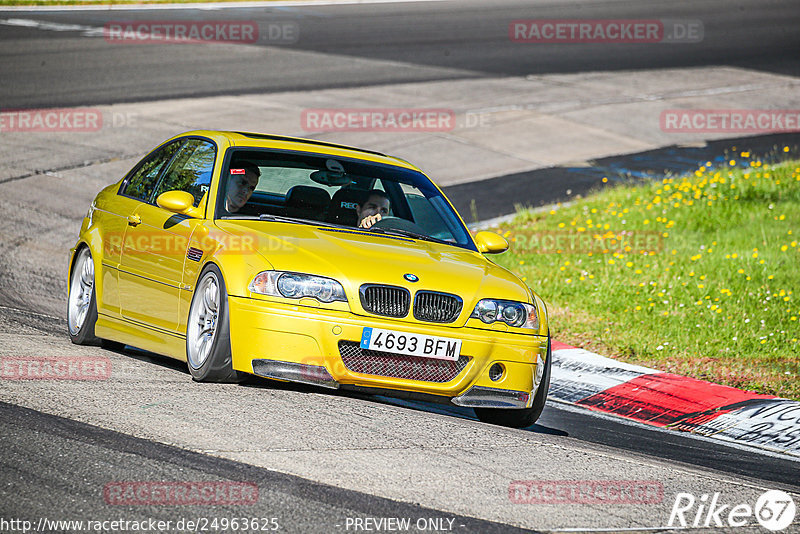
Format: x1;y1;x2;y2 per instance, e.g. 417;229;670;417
153;139;217;207
398;182;461;242
121;141;183;202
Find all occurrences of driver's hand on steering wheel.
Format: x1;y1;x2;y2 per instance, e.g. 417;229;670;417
359;213;383;229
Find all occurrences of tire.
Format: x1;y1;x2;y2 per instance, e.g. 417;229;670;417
67;247;101;345
185;264;243;383
474;335;552;428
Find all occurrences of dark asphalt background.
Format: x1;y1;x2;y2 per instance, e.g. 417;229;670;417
0;0;798;108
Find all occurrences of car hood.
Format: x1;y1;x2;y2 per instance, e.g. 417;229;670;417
215;220;531;310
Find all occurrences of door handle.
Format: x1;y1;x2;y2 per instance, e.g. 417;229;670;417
127;214;142;227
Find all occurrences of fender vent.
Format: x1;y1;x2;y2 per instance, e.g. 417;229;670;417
186;247;203;262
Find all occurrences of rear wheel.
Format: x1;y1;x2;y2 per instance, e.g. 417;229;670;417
474;336;552;428
186;264;243;383
67;247;101;345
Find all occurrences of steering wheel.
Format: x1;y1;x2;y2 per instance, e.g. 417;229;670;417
370;216;428;235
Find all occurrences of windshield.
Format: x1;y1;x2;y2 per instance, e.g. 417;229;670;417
216;148;475;250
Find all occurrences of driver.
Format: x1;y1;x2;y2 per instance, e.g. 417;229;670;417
356;189;391;229
225;162;260;213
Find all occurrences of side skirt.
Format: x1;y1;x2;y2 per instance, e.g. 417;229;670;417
96;313;187;362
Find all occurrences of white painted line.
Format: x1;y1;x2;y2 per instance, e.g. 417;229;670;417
0;304;61;321
0;17;104;35
0;0;449;13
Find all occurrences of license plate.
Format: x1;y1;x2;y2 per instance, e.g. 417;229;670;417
360;327;462;361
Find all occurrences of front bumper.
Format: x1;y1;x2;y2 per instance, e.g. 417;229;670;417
228;295;548;407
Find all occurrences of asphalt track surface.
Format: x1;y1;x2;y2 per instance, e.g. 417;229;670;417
1;0;800;531
0;0;798;108
0;401;531;534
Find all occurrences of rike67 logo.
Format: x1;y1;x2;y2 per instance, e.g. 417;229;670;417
669;490;796;531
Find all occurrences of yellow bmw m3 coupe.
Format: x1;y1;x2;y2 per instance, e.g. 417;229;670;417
67;130;551;427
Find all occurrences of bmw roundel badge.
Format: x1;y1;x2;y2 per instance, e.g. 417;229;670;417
403;273;419;283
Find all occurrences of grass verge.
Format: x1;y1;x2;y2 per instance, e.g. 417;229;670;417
492;150;800;399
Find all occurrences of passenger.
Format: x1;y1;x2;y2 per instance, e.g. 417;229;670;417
225;162;260;213
356;189;391;229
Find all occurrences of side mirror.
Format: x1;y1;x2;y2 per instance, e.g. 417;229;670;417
474;231;509;254
157;191;197;216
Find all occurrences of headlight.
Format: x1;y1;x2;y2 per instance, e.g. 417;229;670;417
470;299;538;329
249;271;347;303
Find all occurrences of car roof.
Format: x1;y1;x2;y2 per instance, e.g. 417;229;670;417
172;130;420;172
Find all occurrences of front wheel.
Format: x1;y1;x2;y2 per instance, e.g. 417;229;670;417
474;336;552;428
67;247;100;345
186;264;243;383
